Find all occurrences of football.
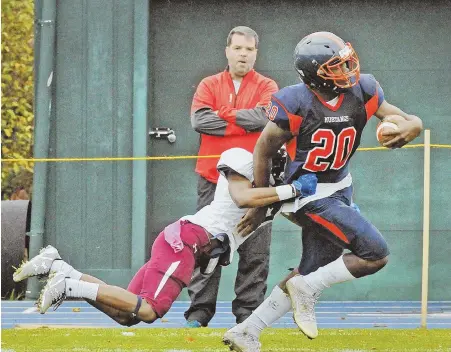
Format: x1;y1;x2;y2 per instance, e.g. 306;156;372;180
376;115;405;146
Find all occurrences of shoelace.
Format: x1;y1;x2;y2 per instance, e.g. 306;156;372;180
37;275;66;312
47;279;67;311
52;292;66;311
44;284;66;311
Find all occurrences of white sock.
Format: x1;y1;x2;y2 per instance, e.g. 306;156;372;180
65;278;99;301
51;260;83;280
239;286;291;337
303;255;356;293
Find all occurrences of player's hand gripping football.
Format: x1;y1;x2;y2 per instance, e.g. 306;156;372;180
381;115;422;149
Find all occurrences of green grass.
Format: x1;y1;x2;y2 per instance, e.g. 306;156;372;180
2;328;450;352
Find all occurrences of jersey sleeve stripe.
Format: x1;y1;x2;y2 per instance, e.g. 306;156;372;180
365;88;379;121
286;138;297;161
272;96;303;135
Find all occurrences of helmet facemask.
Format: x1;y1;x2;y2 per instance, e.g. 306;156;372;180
316;43;360;90
270;147;287;186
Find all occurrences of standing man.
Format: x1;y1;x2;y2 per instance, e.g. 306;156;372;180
186;26;279;327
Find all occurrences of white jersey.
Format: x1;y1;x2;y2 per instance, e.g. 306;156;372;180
182;148;254;258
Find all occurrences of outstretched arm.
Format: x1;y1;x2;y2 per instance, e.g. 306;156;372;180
227;169;317;209
228;169;317;236
227;171;296;208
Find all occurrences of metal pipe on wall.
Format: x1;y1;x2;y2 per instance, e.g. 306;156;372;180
131;0;149;272
421;129;431;328
26;0;57;299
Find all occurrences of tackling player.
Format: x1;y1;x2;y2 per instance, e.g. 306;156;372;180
13;147;317;326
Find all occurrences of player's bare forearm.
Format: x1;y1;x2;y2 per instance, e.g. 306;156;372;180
227;171;295;208
254;121;293;187
231;187;283;208
375;101;423;127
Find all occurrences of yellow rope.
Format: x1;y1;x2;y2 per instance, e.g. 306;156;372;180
1;144;450;163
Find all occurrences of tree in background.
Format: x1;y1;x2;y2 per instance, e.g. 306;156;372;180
1;0;34;199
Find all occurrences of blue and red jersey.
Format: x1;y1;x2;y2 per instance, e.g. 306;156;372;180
267;74;384;183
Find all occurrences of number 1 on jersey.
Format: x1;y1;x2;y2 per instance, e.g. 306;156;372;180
303;127;356;172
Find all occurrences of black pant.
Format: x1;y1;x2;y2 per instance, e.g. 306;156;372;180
184;176;272;326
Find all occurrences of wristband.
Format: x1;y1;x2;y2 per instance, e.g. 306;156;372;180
275;184;296;201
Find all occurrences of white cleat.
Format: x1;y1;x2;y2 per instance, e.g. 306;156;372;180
37;272;66;314
13;245;61;282
223;329;261;352
286;275;320;339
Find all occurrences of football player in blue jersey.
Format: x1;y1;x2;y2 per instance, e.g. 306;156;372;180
223;31;422;351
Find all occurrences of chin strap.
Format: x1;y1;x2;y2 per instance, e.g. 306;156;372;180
200;233;231;275
208;233;229;258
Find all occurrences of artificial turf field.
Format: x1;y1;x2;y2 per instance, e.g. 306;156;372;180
2;328;451;352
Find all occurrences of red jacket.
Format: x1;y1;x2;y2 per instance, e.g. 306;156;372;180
191;69;278;183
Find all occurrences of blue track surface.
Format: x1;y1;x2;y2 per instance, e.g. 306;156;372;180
2;301;451;329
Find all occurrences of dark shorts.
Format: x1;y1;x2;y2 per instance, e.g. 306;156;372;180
294;186;389;270
127;221;210;318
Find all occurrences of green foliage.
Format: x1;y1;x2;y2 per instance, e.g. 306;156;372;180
2;328;451;351
1;0;34;199
4;288;25;300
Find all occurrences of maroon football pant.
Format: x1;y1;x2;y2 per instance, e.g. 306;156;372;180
127;221;209;317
